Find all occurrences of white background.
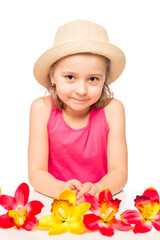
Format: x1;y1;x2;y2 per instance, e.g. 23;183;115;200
0;0;160;195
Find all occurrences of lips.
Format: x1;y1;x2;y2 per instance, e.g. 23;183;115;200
71;97;88;102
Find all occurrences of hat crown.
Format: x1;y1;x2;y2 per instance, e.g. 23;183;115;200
54;20;109;46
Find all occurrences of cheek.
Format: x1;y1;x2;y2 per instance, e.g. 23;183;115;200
90;85;103;98
56;84;72;98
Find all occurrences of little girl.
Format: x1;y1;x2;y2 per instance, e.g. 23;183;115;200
28;20;128;203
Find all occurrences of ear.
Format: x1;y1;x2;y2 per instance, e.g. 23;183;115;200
50;68;56;85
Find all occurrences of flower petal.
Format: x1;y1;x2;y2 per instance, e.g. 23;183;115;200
49;221;68;235
58;189;76;207
135;196;160;219
156;211;160;220
105;199;121;213
50;199;74;220
84;193;101;215
0;213;15;228
133;221;152;234
98;221;114;237
120;210;143;224
14;182;29;206
83;213;101;230
99;188;113;204
38;215;54;230
22;216;38;231
152;219;160;231
143;187;159;201
0;195;17;210
68;219;85;234
111;218;133;231
26;200;44;217
134;195;150;208
100;199;121;223
71;202;91;222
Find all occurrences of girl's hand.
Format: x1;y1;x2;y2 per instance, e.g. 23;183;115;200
76;182;100;204
59;179;82;197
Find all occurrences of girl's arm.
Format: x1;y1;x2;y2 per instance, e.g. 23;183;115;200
28;97;63;197
76;98;128;202
28;97;82;197
95;98;128;195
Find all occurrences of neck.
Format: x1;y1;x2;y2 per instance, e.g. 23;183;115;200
63;106;91;120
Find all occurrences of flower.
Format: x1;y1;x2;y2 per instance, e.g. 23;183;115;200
0;182;44;230
83;188;132;237
38;189;91;235
121;187;160;234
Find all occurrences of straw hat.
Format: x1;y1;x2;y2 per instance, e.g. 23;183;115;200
33;20;126;87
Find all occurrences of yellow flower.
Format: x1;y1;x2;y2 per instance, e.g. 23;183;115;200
38;189;91;235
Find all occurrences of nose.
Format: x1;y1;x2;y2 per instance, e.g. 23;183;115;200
75;80;87;96
75;81;87;95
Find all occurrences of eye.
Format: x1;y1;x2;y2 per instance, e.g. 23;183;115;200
66;75;75;80
89;77;98;82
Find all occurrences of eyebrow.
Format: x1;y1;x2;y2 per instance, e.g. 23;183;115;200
61;71;104;77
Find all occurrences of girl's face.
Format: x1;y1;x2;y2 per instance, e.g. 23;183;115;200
50;53;107;114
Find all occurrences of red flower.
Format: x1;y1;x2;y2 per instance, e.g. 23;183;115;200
0;182;44;231
83;189;132;237
121;187;160;234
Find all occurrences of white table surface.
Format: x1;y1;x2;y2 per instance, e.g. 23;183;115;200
0;188;159;240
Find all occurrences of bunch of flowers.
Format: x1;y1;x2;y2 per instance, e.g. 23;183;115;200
0;183;160;237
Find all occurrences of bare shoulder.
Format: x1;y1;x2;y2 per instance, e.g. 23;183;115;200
30;95;52;123
104;98;125;126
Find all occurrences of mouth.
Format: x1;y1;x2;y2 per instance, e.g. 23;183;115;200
71;97;88;102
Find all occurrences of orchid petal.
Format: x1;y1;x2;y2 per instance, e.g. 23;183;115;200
26;200;44;217
135;197;160;219
58;189;76;207
38;215;54;230
134;195;151;208
48;221;68;235
0;195;17;210
84;193;101;215
143;187;159;201
156;211;160;220
152;218;160;231
133;221;152;234
50;199;74;221
83;213;101;230
22;216;38;231
14;182;29;206
68;219;85;234
111;218;133;231
71;202;91;222
99;188;113;204
120;210;143;224
105;199;121;213
98;221;114;237
0;213;14;229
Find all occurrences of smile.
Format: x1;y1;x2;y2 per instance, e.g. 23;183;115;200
71;98;88;102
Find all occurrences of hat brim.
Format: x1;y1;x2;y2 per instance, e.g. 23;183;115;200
33;40;126;87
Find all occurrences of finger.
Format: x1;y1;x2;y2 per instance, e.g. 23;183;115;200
87;186;99;198
73;189;78;196
77;196;84;205
77;184;92;200
70;180;83;191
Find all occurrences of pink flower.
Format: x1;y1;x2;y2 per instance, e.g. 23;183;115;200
121;187;160;234
0;182;44;231
83;188;132;237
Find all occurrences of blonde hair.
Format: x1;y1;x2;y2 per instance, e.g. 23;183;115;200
47;55;113;110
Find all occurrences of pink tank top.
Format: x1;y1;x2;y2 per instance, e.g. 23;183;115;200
47;97;109;183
